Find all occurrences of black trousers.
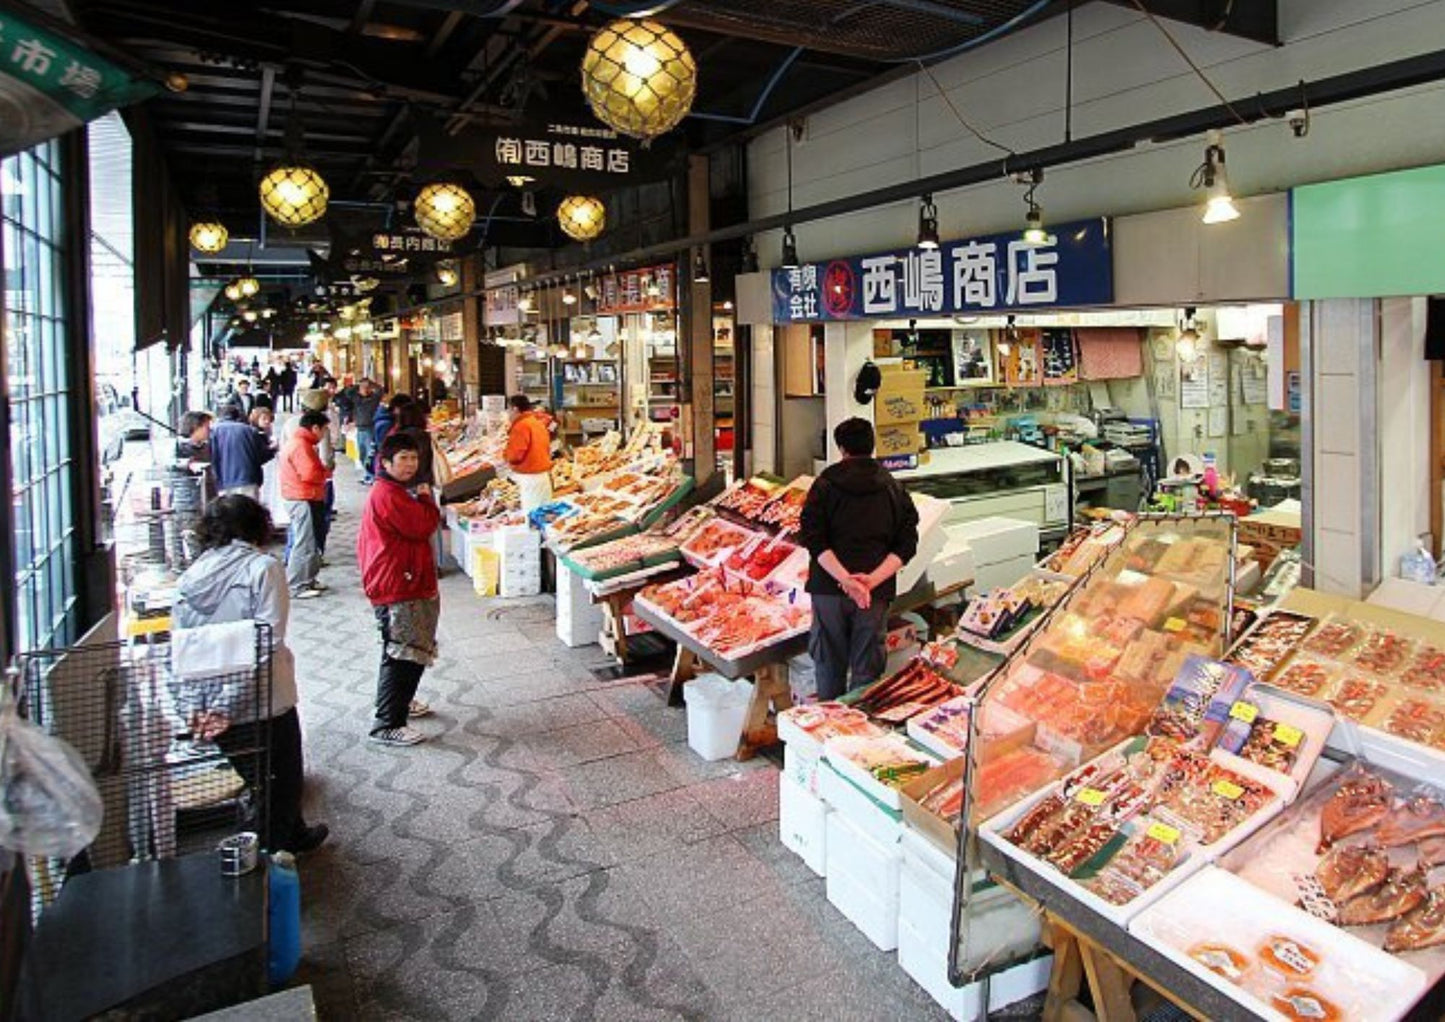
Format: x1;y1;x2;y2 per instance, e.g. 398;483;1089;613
809;593;889;702
215;708;307;852
373;606;426;732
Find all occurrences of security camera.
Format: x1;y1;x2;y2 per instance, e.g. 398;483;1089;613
1287;109;1309;138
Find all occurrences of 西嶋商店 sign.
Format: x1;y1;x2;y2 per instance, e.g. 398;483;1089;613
771;218;1113;323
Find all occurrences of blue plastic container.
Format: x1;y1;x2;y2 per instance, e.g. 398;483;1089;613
267;851;302;986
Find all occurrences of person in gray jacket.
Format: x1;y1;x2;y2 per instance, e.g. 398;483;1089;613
173;495;329;854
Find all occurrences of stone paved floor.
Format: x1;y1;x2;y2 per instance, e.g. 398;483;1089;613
285;463;962;1020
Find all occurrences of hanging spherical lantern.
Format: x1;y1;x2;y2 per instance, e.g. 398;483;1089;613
237;275;261;298
189;221;229;253
259;163;329;227
581;18;696;141
435;260;460;287
414;183;476;242
224;281;242;301
557;195;606;241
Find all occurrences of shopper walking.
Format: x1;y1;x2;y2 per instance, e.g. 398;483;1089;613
352;379;382;484
504;395;554;513
278;362;298;412
358;433;442;746
211;403;274;501
232;377;258;417
280;411;329;599
371;392;411;473
797;417;920;701
295;386;337;557
173;495;329;854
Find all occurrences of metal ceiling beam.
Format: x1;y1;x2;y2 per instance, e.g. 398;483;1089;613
253;64;275;164
1105;0;1278;46
165;120;374;144
425;10;465;57
876;0;984;26
525;44;1445;285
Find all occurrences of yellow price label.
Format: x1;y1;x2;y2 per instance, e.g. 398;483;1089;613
1076;787;1107;807
1274;723;1304;748
1164;617;1187;633
1147;821;1182;845
1229;701;1259;724
1213;779;1245;800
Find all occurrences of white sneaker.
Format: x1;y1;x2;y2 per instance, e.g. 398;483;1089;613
408;699;432;718
309;580;329;592
293;587;323;600
369;726;427;747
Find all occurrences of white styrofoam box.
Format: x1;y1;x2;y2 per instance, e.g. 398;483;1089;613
683;675;753;761
944;517;1040;566
897;492;951;595
968;553;1036;596
825;812;901;951
451;526;470;573
926;538;976;591
779;771;828;875
500;573;542;598
818;759;903;845
783;740;823;796
495;523;541;554
897;920;1052;1022
1131;867;1428;1022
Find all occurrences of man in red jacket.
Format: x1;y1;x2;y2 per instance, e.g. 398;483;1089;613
357;432;443;746
280;411;330;599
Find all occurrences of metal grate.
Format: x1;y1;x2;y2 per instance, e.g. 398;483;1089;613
670;0;1051;61
14;626;272;917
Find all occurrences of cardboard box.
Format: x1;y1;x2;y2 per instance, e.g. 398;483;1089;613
877;424;923;457
1237;505;1302;569
875;368;929;425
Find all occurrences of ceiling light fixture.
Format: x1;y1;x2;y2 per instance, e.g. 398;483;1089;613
189;221;228;254
237;275;260;298
693;250;710;284
436;260;460;287
1194;130;1240;224
518;292;535;313
260;72;329;228
414;182;476;242
780;227;800;270
506;174;535;188
581;19;697;141
916;194;940;251
1020;170;1047;245
224;281;242;302
1176;306;1202;361
557;195;606;241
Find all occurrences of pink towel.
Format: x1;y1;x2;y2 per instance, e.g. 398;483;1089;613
1077;328;1144;380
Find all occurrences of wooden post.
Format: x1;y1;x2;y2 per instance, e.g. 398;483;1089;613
667;646;700;706
736;662;793;760
684;152;716;487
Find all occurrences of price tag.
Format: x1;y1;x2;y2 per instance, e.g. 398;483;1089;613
1076;787;1107;807
1274;723;1304;748
1229;701;1259;724
1164;617;1187;633
1147;821;1182;845
1213;779;1245;800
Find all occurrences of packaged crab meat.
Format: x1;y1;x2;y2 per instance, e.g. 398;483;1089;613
1302;617;1366;659
1226;611;1316;679
1272;657;1340;699
1400;643;1445;693
679;519;757;567
1380;697;1445;747
1084;827;1185;906
1327;673;1389;723
1348;627;1416;677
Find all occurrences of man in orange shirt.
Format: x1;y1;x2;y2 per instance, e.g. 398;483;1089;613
280;411;330;599
505;395;554;513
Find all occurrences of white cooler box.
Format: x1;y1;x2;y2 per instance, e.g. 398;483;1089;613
825;812;901;951
556;561;604;647
945;517;1039;595
779;771;828;875
897;827;1048;1019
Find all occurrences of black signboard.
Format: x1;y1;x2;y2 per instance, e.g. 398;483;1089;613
311;226;472;283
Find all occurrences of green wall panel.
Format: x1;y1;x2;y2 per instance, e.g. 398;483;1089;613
1292;163;1445;299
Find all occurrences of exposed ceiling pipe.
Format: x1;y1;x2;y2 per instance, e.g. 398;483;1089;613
516;45;1445;287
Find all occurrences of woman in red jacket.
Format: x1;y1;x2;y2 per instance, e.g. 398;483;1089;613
356;432;442;746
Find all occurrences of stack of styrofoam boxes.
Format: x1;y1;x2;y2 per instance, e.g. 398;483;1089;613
776;712;829;875
943;517;1040;596
896;826;1051;1019
894;492;951;595
819;751;910;951
555;559;604;647
496;524;541;597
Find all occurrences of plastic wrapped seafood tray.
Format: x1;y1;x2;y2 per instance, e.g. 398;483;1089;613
678;518;760;569
1217;758;1445;988
1130;866;1428;1022
980;734;1291;927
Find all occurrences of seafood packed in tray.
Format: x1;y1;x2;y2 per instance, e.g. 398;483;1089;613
1226;611;1316;679
851;660;959;722
756;481;810;532
1401;643;1445;693
636;571;810;658
1348;628;1417;677
1038;522;1130;578
722;535;797;583
825;734;935;789
1270;657;1339;698
713;478;779;520
679;519;758;567
546;510;629;549
1302;618;1366;659
567;532;681;576
778;702;882;746
1379;697;1445;748
1328;673;1390;722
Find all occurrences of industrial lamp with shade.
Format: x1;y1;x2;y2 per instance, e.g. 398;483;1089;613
581;18;697;141
259;74;329;228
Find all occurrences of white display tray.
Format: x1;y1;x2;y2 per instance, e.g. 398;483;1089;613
1130;867;1429;1022
978;739;1292;928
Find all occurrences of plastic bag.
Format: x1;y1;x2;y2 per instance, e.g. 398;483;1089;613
0;698;104;857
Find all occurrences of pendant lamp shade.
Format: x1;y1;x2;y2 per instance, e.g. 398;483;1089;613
260;164;329;227
557;195;607;241
189;221;229;253
414;183;476;242
581;19;696;141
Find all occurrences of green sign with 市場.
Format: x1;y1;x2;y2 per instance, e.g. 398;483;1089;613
0;8;158;157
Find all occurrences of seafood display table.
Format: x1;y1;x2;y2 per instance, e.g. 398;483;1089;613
583;563;690;664
632;601;807;760
980;842;1262;1022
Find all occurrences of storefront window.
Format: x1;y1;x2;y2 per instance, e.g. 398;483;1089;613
3;140;79;652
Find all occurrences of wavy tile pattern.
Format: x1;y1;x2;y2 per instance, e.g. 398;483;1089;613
285;467;955;1021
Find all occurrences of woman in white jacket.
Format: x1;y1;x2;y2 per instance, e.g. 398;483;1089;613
173;495;329;854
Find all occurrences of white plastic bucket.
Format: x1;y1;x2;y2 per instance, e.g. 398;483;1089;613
683;674;754;761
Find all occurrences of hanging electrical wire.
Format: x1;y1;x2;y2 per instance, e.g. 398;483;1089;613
1129;0;1250;126
914;60;1014;157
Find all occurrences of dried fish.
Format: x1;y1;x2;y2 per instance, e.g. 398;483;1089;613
1315;843;1390;903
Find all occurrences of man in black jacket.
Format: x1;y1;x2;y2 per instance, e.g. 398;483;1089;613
797;417;920;701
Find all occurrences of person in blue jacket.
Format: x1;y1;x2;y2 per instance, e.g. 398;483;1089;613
210;403;275;502
370;393;413;480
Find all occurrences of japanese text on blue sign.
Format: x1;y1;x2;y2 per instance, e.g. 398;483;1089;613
771;219;1112;323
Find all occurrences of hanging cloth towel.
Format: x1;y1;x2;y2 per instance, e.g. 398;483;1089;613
1077;328;1145;380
